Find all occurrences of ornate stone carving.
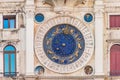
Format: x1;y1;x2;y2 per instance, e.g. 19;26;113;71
43;0;87;7
25;6;35;18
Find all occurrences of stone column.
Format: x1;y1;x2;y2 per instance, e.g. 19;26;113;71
0;13;3;77
0;14;3;29
0;52;3;77
25;5;35;75
94;0;104;76
19;28;26;75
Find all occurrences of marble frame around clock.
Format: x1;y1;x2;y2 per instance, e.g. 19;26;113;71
35;16;94;73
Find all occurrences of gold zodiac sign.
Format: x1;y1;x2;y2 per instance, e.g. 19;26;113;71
69;56;73;60
70;29;74;34
46;38;52;45
69;57;74;62
47;50;54;54
75;50;79;57
60;60;65;63
52;56;58;60
69;56;74;62
78;43;82;49
77;38;82;42
53;27;59;35
63;25;69;34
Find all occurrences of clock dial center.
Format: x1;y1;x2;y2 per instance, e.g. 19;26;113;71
62;43;66;47
52;33;76;57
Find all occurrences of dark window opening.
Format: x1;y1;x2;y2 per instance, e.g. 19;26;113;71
3;15;16;29
110;15;120;28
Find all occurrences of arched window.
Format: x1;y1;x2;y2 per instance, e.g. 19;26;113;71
4;45;16;77
110;44;120;76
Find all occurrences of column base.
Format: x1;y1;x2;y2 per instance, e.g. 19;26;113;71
94;72;107;80
94;78;105;80
95;72;104;75
24;75;36;80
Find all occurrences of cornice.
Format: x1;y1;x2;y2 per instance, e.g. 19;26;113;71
105;6;120;13
0;0;24;2
35;6;94;12
0;2;24;8
99;2;120;13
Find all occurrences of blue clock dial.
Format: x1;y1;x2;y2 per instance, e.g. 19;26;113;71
84;13;93;22
52;33;76;57
35;13;44;22
43;24;85;65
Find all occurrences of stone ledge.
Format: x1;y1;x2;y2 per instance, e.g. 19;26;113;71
0;0;24;2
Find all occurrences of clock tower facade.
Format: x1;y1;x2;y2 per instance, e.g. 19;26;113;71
0;0;120;80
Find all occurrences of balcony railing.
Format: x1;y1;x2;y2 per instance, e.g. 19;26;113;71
0;72;18;77
4;72;18;77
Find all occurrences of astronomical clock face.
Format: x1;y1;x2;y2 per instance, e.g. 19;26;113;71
35;16;94;73
43;24;85;65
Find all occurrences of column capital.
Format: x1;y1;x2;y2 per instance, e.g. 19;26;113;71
94;8;104;17
95;0;103;5
25;6;35;18
25;5;35;11
36;0;45;6
26;0;34;5
94;2;104;17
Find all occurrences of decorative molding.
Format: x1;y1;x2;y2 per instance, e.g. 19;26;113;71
104;2;120;12
36;6;52;12
17;75;106;79
104;0;120;3
106;39;120;43
0;2;24;8
105;7;120;13
25;5;35;18
41;0;87;7
0;0;24;2
94;4;104;17
0;2;24;13
94;8;104;17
